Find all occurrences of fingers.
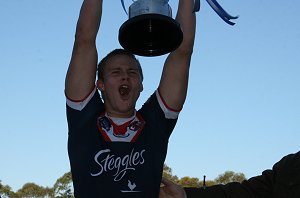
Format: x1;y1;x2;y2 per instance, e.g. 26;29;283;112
160;177;187;198
161;177;173;186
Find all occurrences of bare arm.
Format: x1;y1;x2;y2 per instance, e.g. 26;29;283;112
65;0;103;100
158;0;196;110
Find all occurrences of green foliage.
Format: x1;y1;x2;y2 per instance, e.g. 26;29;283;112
16;182;53;198
201;180;216;187
162;165;218;188
0;180;16;198
215;171;246;184
163;164;179;182
53;172;74;198
177;176;201;187
2;165;247;196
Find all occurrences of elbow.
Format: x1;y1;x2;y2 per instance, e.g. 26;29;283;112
176;44;194;57
74;26;96;45
176;34;195;56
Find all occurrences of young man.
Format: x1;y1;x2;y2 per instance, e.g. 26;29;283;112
159;151;300;198
65;0;196;197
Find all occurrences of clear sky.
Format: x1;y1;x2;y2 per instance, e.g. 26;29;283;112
1;0;299;192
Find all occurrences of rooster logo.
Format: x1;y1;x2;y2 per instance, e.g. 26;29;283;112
128;180;136;191
121;179;141;193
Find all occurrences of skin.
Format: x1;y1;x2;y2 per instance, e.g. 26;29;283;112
160;178;187;198
96;54;143;117
65;0;197;196
65;0;196;118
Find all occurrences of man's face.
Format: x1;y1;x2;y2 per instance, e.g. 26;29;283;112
97;54;143;117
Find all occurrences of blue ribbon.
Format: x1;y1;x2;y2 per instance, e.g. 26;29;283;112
121;0;238;25
121;0;128;15
205;0;238;25
193;0;238;25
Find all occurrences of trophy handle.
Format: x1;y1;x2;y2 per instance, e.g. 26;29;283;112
193;0;200;12
167;4;172;17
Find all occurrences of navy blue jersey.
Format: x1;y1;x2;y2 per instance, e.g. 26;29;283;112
66;90;178;197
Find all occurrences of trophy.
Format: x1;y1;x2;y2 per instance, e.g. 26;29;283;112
118;0;183;57
118;0;238;57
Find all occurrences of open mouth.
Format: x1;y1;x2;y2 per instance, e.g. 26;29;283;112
119;85;130;96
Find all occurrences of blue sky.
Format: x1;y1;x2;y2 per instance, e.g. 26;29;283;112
1;0;299;192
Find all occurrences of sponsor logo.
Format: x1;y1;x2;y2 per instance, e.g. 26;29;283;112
91;148;145;182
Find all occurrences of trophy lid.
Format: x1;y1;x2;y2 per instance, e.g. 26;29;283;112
118;14;183;57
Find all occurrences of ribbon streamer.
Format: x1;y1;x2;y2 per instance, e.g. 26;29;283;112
205;0;238;25
121;0;128;15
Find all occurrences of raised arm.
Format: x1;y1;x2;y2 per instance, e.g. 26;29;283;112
158;0;196;110
65;0;103;100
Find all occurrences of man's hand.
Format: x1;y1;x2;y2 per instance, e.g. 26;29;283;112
160;178;187;198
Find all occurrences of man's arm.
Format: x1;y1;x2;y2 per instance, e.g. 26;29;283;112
158;0;196;110
65;0;103;100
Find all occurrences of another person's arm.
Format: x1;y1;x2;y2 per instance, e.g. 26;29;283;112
160;169;275;198
65;0;103;100
160;178;187;198
158;0;196;110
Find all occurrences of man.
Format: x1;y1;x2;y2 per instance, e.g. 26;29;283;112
159;151;300;198
65;0;196;197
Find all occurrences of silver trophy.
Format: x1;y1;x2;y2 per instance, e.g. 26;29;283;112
119;0;183;57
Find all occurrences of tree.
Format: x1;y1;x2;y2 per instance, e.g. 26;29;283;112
214;171;246;184
15;182;53;198
200;179;216;187
1;168;248;197
177;176;201;187
0;180;15;198
199;175;217;188
53;172;74;198
162;164;179;183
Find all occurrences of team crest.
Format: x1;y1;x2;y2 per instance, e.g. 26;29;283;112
97;113;145;142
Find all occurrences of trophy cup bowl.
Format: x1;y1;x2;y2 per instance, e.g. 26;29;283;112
119;0;183;57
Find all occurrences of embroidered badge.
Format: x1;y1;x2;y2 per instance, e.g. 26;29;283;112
96;113;145;142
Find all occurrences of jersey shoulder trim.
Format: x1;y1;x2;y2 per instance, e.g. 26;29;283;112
66;87;97;111
155;89;180;119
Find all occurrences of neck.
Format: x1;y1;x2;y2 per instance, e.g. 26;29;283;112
106;110;135;118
